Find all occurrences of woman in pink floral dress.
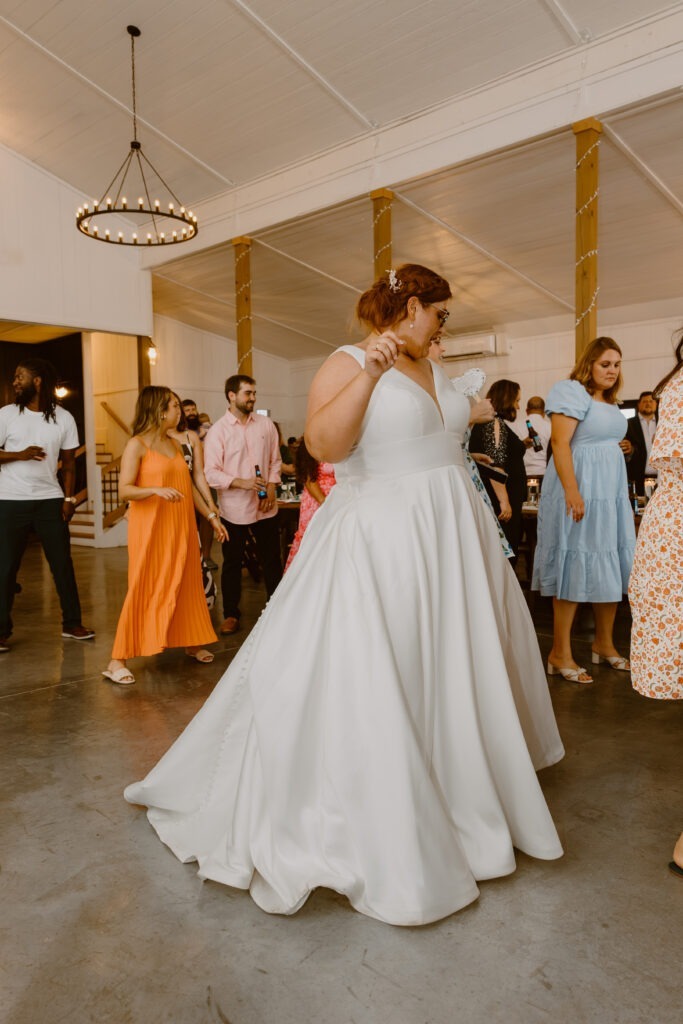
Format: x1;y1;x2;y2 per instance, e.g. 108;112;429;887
629;335;683;700
284;443;336;571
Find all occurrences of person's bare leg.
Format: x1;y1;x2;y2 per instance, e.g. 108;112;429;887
548;598;592;681
673;833;683;869
591;601;621;658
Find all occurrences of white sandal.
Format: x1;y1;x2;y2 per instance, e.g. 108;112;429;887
591;651;630;672
102;667;135;685
185;648;214;663
547;662;593;684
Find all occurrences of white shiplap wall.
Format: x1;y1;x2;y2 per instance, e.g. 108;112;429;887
0;143;152;337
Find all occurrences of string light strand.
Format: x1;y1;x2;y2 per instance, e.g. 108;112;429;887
576;138;601;169
575;286;599;327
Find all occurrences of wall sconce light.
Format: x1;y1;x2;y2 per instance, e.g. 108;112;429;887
147;344;158;366
55;385;69;399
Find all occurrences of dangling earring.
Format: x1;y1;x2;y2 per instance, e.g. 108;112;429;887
410;322;414;329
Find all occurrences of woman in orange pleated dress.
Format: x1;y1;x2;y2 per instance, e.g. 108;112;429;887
103;387;228;686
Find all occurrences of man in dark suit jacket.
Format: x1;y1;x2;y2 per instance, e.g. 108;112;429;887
624;391;658;494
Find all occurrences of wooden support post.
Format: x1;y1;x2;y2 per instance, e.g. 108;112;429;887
573;117;602;359
137;336;151;389
371;188;394;280
232;236;253;376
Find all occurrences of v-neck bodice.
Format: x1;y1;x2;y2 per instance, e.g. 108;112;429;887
332;345;470;482
391;361;445;427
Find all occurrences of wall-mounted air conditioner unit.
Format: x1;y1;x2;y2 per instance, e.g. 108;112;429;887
441;333;508;361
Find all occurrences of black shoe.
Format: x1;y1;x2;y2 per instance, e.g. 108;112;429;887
62;625;96;640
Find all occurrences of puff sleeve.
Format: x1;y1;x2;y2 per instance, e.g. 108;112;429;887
545;379;592;421
650;370;683;463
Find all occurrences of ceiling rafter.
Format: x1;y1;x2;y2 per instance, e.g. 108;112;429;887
393;192;573;311
0;13;234;188
253;238;362;293
538;0;591;46
602;121;683;219
227;0;377;130
153;272;336;349
255;313;337;349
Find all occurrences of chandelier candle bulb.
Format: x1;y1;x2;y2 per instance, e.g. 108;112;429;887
122;197;127;209
147;233;152;243
132;233;138;243
138;198;144;209
105;230;110;239
154;200;160;210
169;203;174;212
106;198;112;209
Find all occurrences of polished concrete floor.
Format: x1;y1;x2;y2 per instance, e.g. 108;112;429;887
1;542;681;1024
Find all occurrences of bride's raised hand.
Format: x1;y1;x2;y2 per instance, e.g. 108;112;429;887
364;331;403;380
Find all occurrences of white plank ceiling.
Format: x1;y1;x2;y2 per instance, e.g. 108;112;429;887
1;1;682;356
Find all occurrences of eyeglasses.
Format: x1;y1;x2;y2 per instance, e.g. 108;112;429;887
428;304;450;326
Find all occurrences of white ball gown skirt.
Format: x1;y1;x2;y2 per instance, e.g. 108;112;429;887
125;430;564;927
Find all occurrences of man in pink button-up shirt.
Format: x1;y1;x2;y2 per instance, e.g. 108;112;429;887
204;374;282;635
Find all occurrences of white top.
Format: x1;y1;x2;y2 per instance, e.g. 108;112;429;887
638;414;657;476
511;412;552;475
0;403;79;500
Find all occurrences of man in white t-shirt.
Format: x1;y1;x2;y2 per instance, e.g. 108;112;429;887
0;358;95;652
511;396;552;478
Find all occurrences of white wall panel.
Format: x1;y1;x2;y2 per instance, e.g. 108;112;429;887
91;332;138;458
0;144;153;337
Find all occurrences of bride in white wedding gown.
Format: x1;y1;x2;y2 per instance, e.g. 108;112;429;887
125;263;564;926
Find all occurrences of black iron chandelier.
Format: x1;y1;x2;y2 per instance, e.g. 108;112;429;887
76;25;198;247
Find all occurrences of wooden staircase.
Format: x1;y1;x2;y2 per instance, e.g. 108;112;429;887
95;442;113;466
69;505;96;545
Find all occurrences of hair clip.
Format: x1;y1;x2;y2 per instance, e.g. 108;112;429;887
387;269;402;293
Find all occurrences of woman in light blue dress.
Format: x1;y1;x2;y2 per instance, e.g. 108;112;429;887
532;337;635;683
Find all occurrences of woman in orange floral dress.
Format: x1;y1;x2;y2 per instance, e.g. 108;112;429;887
629;335;683;699
629;335;683;878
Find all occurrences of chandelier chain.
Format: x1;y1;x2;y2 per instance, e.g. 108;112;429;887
131;30;138;142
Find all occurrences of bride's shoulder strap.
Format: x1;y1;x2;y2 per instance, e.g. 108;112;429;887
333;344;365;367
